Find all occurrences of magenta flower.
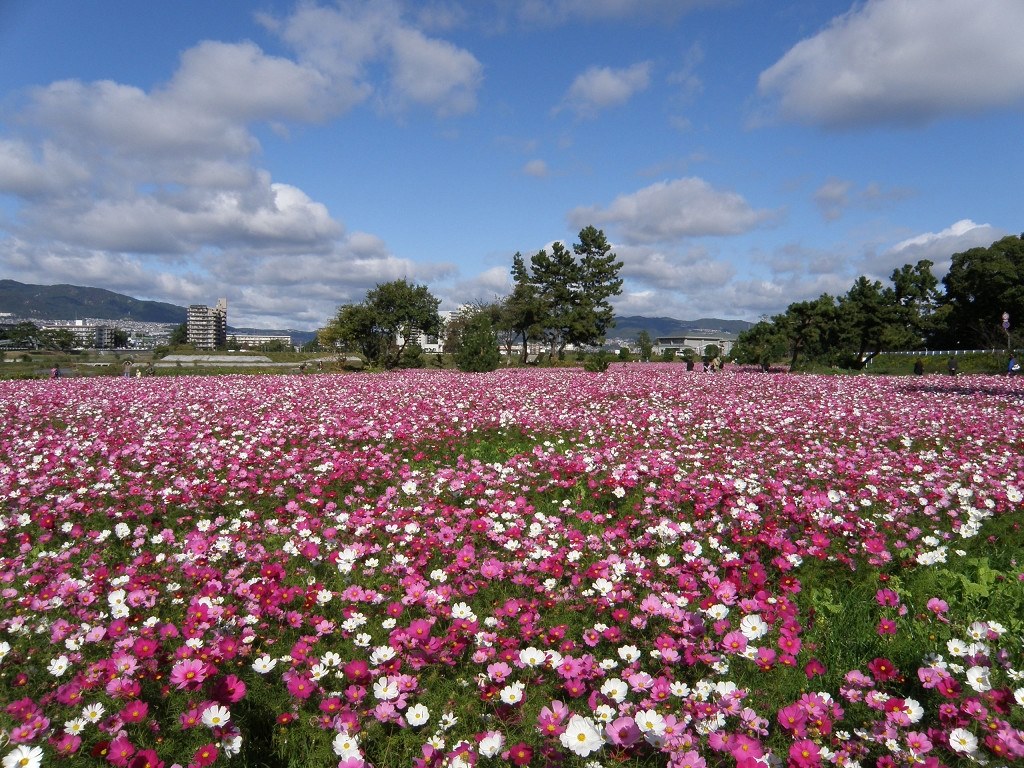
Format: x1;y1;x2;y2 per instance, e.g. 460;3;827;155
169;658;207;690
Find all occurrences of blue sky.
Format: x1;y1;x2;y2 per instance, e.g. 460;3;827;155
0;0;1020;330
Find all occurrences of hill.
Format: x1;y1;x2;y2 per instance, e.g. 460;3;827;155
0;279;187;323
0;279;749;345
611;315;752;340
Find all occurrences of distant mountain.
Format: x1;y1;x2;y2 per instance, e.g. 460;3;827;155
0;279;749;346
610;315;753;340
0;279;187;323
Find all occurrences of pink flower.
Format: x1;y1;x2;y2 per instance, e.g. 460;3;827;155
169;659;207;691
605;716;642;746
789;739;822;767
877;618;898;636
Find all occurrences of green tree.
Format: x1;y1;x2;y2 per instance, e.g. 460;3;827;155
169;323;188;346
835;276;912;368
517;226;623;360
1;322;40;348
455;312;501;372
891;259;943;345
940;235;1024;348
635;330;653;362
38;328;77;351
775;295;837;370
732;320;787;370
110;329;130;348
504;252;547;363
320;279;441;369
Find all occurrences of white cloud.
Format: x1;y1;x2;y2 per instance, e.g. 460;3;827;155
569;177;775;243
523;159;549;177
0;6;477;329
872;219;1005;278
168;41;340;122
0;139;89;197
388;27;482;115
266;2;482;118
813;178;852;222
560;62;651;117
617;244;734;291
518;0;733;25
758;0;1024;128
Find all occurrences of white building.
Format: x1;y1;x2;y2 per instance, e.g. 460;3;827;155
653;333;735;357
187;299;227;350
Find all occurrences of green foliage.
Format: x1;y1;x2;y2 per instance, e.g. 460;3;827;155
511;226;623;361
168;322;188;346
583;349;611;372
732;320;787;369
320;279;441;370
397;341;426;369
38;327;77;351
939;234;1024;348
454;312;501;372
635;329;653;361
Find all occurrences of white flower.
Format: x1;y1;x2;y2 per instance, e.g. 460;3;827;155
519;647;546;667
221;734;243;757
946;638;968;657
902;698;924;723
332;730;362;759
948;728;977;754
617;644;641;663
252;655;276;673
634;710;666;735
739;614;768;640
600;678;628;703
499;682;525;705
47;655;70;676
965;666;992;692
81;702;105;722
705;603;729;620
406;703;430;726
479;731;504;758
64;717;88;735
2;745;44;768
559;714;605;757
1013;687;1024;707
202;704;231;728
373;676;399;701
966;622;989;640
0;641;9;661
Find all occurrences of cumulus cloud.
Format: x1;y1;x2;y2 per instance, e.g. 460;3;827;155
758;0;1024;128
560;62;652;117
617;244;734;292
569;177;775;244
0;4;479;328
868;219;1005;278
265;2;482;117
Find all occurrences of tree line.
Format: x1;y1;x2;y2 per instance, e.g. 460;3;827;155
318;226;624;371
731;234;1024;370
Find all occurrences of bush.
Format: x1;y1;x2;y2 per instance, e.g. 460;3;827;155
455;315;501;372
583;350;611;372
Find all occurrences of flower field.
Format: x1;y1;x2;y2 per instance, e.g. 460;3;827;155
1;367;1022;768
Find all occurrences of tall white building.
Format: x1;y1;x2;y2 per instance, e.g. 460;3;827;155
187;298;227;350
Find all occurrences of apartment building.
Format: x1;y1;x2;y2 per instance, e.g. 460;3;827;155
187;299;227;350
